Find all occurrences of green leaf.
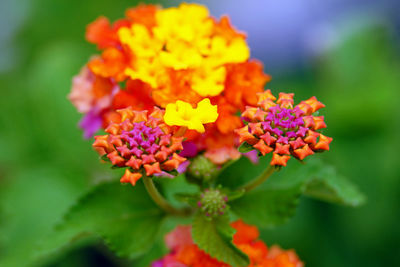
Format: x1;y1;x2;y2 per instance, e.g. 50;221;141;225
222;155;365;206
192;212;249;267
230;185;301;228
227;157;365;228
35;181;164;262
0;168;90;267
238;142;254;153
266;158;366;206
302;164;366;207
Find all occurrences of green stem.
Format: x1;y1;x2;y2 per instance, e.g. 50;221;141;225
239;165;276;192
143;175;190;216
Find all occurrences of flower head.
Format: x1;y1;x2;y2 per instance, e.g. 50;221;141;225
93;107;186;186
236;90;332;166
152;220;303;267
164;98;219;133
70;3;271;165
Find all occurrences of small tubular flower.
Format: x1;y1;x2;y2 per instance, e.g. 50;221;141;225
164;99;219;133
235;90;332;166
152;220;303;267
92;107;186;186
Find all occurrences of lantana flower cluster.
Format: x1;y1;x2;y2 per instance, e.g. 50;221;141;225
69;3;271;165
235;90;332;166
153;220;303;267
92;107;187;185
69;3;335;266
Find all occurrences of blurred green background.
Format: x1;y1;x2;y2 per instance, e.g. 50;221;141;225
0;0;399;266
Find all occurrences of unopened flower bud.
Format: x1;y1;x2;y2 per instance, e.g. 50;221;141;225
198;188;228;217
187;155;218;182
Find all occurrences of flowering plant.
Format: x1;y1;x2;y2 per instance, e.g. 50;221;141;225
42;3;365;266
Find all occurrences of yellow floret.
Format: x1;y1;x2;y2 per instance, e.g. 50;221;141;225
124;58;166;88
164;98;219;133
205;36;250;66
154;3;213;43
191;66;226;97
160;41;203;70
118;24;162;58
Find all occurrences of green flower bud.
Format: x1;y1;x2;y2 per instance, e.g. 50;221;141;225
198;188;228;217
187;155;218;182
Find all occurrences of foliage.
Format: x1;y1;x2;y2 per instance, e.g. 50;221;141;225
36;182;164;260
228;158;365;228
24;155;364;266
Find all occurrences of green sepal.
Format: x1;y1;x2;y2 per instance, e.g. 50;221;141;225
101;154;110;162
165;169;179;176
238;142;254;153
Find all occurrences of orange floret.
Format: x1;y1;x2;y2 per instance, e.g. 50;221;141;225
293;144;315;160
314;134;333;151
274;143;290;155
125;4;158;29
144;162;162;176
313;116;327;130
235;126;257;145
254;140;273;155
277;93;294;108
257;89;277;103
232;219;260;244
86;17;130;49
304;96;325;113
112;79;155;111
88;48;129;81
304;130;320;145
215;100;243;134
120;169;142;186
213;16;246;41
224;61;271;110
270;153;291;166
